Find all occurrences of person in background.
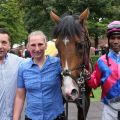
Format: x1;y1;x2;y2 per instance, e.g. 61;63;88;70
101;45;108;55
0;28;23;120
24;49;31;58
95;48;99;55
86;21;120;120
13;31;65;120
45;39;58;57
23;43;31;58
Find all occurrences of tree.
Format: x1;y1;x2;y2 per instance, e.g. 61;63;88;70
18;0;54;39
18;0;120;44
0;0;27;45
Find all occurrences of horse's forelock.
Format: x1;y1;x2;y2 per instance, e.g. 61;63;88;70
53;15;84;41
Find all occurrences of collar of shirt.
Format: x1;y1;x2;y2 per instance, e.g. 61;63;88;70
1;54;8;64
29;55;54;68
109;49;120;56
118;51;120;56
109;49;120;61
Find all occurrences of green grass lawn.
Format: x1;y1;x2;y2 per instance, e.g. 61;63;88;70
90;87;102;102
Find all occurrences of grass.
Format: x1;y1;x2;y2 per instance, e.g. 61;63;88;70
90;87;102;102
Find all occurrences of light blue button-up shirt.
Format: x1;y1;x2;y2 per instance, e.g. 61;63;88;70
0;53;23;120
18;56;64;120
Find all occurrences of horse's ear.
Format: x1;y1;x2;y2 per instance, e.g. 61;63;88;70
50;10;60;23
79;8;89;23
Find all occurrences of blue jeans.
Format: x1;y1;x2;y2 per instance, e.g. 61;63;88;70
25;112;65;120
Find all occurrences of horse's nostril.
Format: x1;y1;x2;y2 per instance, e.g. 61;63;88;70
71;89;78;97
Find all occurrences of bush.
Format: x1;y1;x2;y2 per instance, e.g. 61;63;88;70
91;55;100;66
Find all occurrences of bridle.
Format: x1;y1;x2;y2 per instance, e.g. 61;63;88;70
60;31;91;120
61;30;90;87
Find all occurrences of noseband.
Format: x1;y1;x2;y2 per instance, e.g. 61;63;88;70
61;65;86;89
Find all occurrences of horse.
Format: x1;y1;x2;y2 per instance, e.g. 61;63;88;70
50;8;92;120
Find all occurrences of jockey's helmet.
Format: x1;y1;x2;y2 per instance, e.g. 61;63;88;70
107;21;120;38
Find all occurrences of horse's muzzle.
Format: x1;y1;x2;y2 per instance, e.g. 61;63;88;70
62;87;79;101
71;88;79;97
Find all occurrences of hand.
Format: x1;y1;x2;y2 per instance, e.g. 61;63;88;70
83;69;91;81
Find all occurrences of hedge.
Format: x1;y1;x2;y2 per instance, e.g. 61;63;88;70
91;55;100;66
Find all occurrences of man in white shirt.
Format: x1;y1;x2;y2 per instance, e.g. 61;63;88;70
0;28;23;120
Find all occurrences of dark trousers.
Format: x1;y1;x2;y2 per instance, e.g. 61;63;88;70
25;112;65;120
25;115;32;120
118;111;120;120
54;112;65;120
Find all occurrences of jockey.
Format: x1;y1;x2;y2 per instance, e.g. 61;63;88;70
86;21;120;120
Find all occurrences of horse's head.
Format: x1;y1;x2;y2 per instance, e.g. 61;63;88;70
50;9;91;101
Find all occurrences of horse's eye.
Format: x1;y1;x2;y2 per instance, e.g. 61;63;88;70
76;43;84;49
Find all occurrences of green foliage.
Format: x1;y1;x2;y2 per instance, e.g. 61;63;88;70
2;0;118;43
91;55;100;66
0;0;27;45
18;0;120;41
18;0;53;38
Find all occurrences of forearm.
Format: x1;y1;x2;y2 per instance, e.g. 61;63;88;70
87;74;100;89
13;89;26;120
87;62;101;89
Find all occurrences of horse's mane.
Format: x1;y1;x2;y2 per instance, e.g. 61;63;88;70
53;14;84;40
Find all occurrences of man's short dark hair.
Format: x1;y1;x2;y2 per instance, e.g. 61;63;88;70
0;28;10;41
0;28;10;34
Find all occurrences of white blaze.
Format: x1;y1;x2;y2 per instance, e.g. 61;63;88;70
64;37;69;46
62;60;79;100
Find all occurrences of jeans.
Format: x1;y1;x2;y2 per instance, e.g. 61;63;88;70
25;112;65;120
25;115;32;120
54;112;65;120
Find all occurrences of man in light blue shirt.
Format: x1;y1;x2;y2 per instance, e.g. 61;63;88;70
13;31;64;120
0;28;23;120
